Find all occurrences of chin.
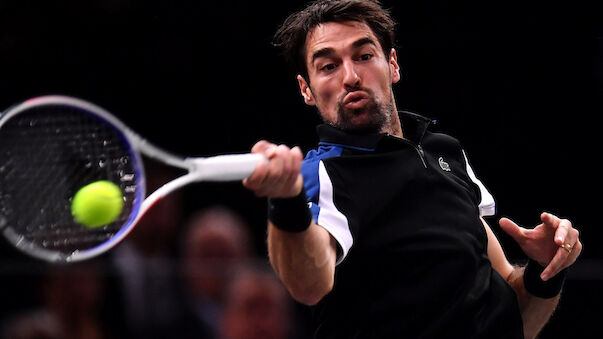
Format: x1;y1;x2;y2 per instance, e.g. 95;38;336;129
337;111;387;134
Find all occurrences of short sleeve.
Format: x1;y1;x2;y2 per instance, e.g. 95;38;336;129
302;148;353;265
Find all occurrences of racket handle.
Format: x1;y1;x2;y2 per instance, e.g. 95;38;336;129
191;153;268;181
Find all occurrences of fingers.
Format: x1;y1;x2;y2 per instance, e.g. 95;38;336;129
541;212;571;246
541;226;582;281
500;212;582;281
537;212;582;280
251;140;277;156
498;217;526;244
243;140;304;198
264;145;299;194
243;158;269;190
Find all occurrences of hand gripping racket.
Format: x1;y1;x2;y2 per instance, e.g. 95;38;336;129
0;95;266;263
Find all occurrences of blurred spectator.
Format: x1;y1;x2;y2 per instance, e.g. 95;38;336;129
219;264;292;339
2;261;109;339
109;160;184;338
176;206;253;339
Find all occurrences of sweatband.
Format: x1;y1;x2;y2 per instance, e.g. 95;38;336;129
268;188;312;232
523;259;566;299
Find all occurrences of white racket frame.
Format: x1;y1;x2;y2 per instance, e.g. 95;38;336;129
0;95;266;263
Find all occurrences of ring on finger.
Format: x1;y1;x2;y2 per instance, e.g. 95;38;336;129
560;243;573;253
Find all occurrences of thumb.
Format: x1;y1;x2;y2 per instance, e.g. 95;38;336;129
498;217;526;243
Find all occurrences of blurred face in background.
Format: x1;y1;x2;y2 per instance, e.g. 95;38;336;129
182;207;251;302
220;269;291;339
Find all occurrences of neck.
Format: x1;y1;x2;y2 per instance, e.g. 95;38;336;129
380;101;403;138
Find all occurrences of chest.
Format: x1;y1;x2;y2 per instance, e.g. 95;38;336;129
323;141;487;259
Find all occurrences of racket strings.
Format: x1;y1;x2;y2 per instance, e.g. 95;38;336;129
0;105;138;255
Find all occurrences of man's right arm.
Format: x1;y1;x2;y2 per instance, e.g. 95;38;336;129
268;220;336;305
243;140;336;305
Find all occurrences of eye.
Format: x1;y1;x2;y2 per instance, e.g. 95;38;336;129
320;63;337;72
359;54;373;61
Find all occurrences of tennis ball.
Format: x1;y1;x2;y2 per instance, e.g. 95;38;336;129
71;181;124;228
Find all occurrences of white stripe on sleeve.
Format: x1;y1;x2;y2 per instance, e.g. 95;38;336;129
462;150;496;216
317;160;353;264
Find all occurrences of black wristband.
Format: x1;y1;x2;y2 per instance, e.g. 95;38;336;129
523;259;567;299
268;188;312;233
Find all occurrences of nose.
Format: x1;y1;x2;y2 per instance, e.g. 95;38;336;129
342;60;360;90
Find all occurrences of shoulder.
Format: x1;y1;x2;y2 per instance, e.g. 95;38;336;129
304;143;345;162
423;131;463;153
301;144;345;201
422;131;470;172
423;130;496;216
301;144;345;178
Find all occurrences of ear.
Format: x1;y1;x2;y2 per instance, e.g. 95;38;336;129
297;75;316;106
389;48;401;84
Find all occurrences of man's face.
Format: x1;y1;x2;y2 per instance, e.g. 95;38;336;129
298;21;400;133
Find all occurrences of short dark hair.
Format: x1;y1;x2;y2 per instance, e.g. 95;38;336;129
273;0;396;81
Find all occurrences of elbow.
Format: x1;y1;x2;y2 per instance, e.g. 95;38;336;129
287;276;334;306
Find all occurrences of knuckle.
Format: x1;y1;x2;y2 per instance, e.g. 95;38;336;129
292;146;303;159
276;144;290;153
252;140;269;151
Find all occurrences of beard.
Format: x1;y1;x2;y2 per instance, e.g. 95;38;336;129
331;88;395;134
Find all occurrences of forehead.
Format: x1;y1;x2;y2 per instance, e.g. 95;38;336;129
305;21;381;59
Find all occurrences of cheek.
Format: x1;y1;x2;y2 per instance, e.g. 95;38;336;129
311;81;339;112
368;69;394;101
312;77;336;100
317;89;337;107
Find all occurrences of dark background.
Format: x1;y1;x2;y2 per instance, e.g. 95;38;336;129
0;0;601;337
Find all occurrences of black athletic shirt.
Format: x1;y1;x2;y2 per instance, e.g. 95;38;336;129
301;111;524;338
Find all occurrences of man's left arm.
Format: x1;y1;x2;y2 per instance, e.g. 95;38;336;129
482;213;582;339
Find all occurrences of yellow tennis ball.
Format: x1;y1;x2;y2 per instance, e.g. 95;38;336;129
71;181;124;228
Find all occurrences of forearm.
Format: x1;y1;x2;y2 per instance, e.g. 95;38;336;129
242;140;337;304
268;221;336;305
506;266;560;339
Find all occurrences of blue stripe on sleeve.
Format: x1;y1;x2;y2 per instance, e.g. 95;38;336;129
301;145;344;222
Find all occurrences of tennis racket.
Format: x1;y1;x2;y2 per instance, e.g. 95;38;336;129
0;95;266;263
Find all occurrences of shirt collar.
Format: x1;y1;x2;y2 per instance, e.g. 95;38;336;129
316;111;432;149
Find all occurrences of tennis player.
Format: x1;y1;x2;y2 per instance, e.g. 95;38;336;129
243;1;582;338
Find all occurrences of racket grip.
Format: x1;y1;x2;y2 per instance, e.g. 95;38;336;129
192;153;268;181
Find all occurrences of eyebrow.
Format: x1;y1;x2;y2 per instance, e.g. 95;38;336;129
310;37;377;66
352;37;376;49
310;47;335;66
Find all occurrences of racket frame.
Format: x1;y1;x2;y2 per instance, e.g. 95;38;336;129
0;95;265;263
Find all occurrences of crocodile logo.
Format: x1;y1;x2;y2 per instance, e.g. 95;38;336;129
438;157;451;171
